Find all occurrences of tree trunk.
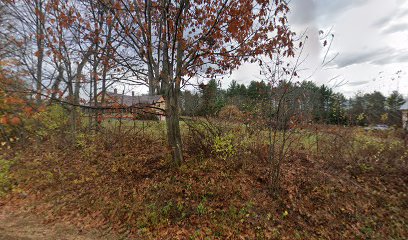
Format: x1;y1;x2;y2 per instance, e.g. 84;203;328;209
93;52;99;128
50;62;63;101
69;49;92;135
161;0;183;165
165;84;183;166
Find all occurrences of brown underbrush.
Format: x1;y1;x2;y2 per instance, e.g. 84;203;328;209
1;125;407;239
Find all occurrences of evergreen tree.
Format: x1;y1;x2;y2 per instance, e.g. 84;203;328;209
180;90;201;116
386;91;405;126
364;91;386;124
199;79;225;116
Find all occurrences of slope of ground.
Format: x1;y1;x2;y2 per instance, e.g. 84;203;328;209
1;127;407;239
0;201;125;240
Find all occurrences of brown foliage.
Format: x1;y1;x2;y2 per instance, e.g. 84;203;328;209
1;126;407;239
218;105;243;122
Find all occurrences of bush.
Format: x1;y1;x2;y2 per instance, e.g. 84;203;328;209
0;157;13;197
135;111;160;121
183;119;221;157
212;133;236;160
29;104;70;137
218;105;243;121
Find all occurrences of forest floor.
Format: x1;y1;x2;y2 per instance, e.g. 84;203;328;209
0;125;407;239
0;199;125;240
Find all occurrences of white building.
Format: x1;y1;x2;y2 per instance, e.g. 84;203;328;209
400;102;408;130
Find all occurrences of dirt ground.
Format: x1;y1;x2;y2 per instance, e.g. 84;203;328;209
0;204;121;240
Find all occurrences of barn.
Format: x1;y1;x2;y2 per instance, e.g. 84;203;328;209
89;89;166;121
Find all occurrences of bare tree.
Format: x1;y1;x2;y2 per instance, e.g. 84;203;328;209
3;0;47;103
99;0;295;164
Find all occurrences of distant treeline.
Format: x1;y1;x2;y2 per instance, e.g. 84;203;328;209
181;80;406;127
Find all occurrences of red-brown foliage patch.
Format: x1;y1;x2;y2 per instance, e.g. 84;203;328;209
1;127;407;239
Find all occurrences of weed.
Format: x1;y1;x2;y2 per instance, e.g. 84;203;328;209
212;134;236;160
197;197;207;215
0;157;13;197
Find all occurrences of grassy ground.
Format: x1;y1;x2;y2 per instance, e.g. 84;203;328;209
0;122;407;239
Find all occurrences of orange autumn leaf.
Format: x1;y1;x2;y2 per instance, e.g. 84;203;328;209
0;116;8;125
9;116;21;126
23;106;34;115
4;97;25;105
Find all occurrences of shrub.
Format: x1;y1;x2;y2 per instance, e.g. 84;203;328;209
134;111;160;121
218;105;243;121
0;74;31;144
183;118;221;157
212;133;236;160
0;157;13;197
30;104;70;137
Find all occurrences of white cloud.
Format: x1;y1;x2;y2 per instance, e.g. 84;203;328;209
232;0;408;97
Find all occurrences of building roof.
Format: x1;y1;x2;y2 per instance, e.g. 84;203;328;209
400;101;408;111
107;92;163;106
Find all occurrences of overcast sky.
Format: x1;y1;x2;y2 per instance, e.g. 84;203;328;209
127;0;408;98
228;0;408;98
